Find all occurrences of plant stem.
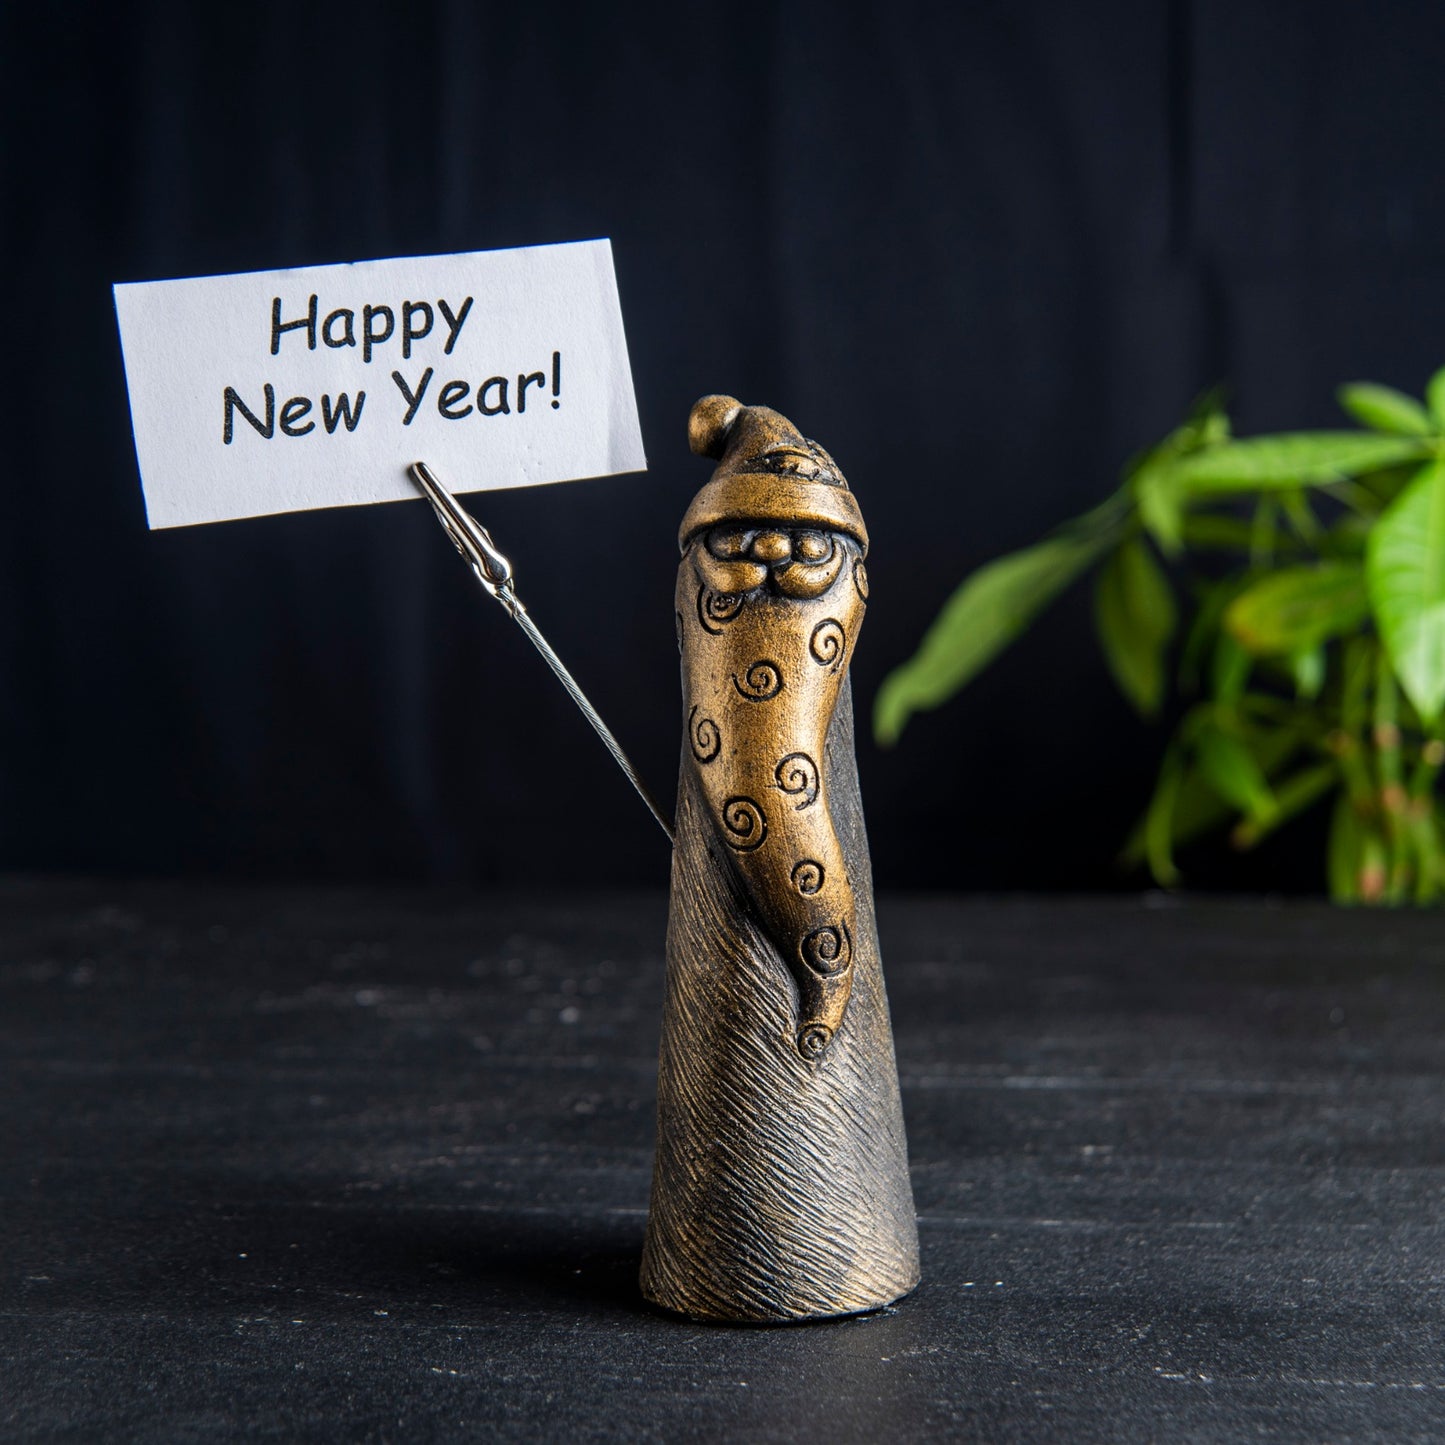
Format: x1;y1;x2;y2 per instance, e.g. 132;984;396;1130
1280;489;1322;544
1373;651;1410;903
1408;731;1445;903
1323;479;1383;517
1249;497;1278;570
1335;639;1383;901
1336;640;1376;805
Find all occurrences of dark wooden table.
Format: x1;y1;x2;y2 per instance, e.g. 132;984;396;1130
3;879;1443;1441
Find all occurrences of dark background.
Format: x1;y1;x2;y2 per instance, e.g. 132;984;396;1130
5;0;1444;893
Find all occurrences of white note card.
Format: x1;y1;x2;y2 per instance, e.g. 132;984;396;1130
114;239;646;529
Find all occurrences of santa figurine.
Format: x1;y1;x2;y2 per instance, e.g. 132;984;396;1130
641;396;920;1323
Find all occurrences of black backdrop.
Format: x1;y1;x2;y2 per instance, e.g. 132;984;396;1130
5;0;1445;892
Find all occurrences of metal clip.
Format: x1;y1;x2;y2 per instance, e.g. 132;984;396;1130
411;460;523;616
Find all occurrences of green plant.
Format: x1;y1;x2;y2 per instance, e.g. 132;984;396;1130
875;371;1445;904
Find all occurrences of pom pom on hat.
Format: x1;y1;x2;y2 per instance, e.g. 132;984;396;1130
688;395;744;459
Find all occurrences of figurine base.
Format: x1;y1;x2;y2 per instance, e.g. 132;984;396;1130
641;1279;919;1328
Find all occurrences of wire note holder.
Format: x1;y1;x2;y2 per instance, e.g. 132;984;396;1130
409;461;673;845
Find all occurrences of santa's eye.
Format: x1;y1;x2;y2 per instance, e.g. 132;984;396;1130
707;527;755;560
793;531;831;563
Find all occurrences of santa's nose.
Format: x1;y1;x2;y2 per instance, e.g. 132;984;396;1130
748;530;792;563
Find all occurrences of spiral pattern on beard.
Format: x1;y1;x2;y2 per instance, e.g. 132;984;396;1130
790;859;825;895
853;558;869;601
688;706;721;764
808;618;846;669
733;660;783;701
774;751;819;809
720;795;768;851
796;1024;834;1060
697;584;744;634
801;922;852;975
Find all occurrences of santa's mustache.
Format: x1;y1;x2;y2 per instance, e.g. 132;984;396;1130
693;525;847;600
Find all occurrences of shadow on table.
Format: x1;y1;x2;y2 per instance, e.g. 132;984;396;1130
356;1201;650;1317
12;1172;652;1323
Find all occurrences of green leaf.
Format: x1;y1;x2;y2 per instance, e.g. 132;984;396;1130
1233;761;1337;848
1173;433;1430;490
1210;634;1252;703
1135;458;1184;555
874;528;1114;745
1093;538;1177;717
1287;645;1326;700
1196;727;1276;823
1122;716;1300;870
1338;383;1434;436
1427;366;1445;428
1179;580;1239;693
1129;391;1232;555
1224;563;1369;655
1135;763;1221;881
1365;456;1445;723
1141;746;1185;887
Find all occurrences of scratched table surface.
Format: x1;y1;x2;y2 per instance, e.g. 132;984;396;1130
2;879;1443;1442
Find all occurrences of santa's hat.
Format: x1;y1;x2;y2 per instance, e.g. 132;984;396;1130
678;395;869;555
